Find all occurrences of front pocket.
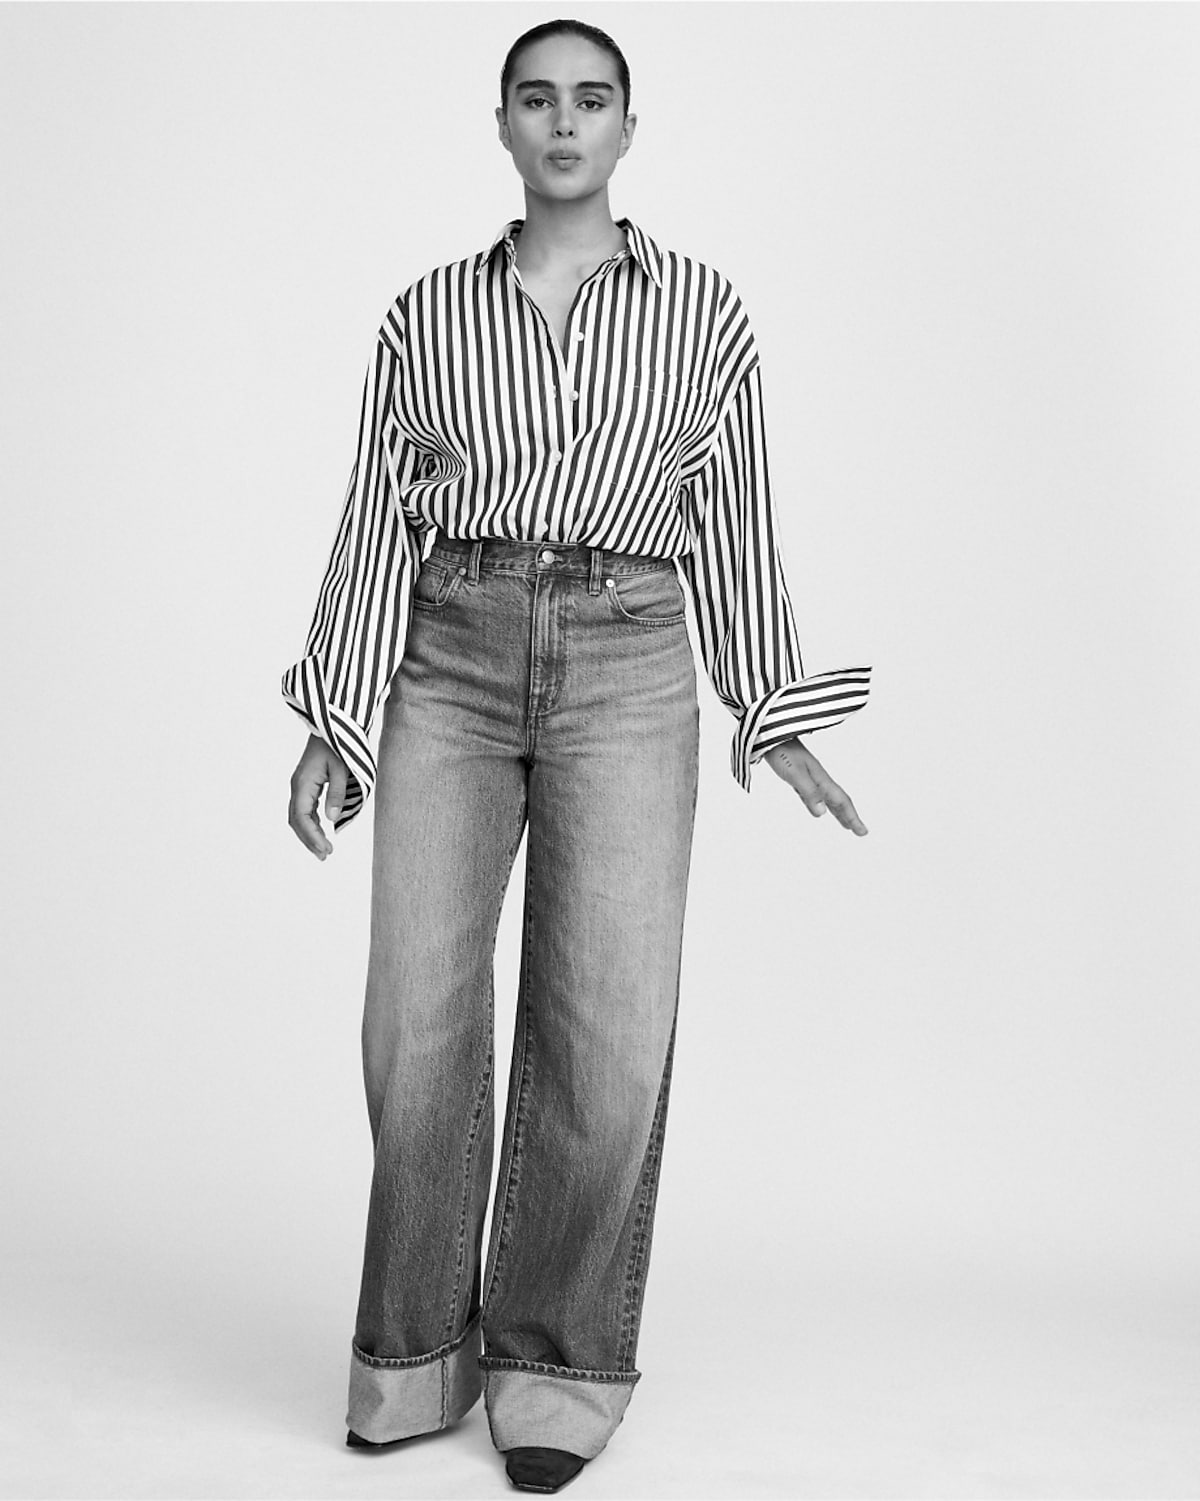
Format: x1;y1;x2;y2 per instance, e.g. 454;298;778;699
411;561;464;611
605;568;688;626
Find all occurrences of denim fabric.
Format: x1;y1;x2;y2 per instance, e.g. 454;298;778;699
347;533;700;1458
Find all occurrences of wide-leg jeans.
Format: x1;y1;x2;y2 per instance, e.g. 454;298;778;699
347;533;701;1460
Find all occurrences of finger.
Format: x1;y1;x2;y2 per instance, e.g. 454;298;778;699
768;741;829;817
820;783;869;836
325;759;348;827
289;772;334;859
789;767;829;818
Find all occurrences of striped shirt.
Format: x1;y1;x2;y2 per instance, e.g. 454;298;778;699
282;216;871;830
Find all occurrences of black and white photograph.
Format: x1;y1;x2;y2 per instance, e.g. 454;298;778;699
1;2;1197;1498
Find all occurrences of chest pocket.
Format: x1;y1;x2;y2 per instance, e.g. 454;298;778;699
629;367;715;452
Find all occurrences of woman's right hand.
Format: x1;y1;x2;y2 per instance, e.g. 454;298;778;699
288;733;349;859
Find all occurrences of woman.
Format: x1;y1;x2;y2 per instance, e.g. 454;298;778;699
283;18;871;1494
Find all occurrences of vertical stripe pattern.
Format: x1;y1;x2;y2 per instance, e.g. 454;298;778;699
283;217;870;830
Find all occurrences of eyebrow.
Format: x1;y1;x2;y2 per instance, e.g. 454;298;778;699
514;79;615;94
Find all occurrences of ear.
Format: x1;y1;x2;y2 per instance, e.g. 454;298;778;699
617;111;637;159
496;105;512;153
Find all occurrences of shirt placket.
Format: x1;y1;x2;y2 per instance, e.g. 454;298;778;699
506;240;628;540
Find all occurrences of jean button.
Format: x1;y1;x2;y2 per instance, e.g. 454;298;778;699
539;547;556;564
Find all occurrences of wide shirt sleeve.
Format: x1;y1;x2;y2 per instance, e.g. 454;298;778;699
678;355;872;792
280;306;429;831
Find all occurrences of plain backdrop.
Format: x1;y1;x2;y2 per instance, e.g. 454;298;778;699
2;3;1198;1498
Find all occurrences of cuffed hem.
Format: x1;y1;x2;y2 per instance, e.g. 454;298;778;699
480;1358;640;1460
346;1311;483;1443
280;657;376;831
730;665;873;791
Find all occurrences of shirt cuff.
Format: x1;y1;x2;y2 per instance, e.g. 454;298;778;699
281;655;378;832
729;667;872;791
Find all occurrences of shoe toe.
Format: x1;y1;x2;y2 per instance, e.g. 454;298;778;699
503;1445;587;1493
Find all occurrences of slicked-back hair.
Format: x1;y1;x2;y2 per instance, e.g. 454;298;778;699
500;18;631;117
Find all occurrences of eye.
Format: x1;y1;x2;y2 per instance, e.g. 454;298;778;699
524;95;551;109
579;99;607;110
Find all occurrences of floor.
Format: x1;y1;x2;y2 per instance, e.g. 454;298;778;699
3;1238;1197;1499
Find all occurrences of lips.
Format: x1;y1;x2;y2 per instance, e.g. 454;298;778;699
548;152;580;162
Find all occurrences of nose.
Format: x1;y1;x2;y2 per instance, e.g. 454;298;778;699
552;102;575;137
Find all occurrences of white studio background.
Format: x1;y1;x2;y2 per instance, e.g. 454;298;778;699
2;3;1198;1498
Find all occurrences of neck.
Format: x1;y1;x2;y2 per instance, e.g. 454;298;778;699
513;191;626;272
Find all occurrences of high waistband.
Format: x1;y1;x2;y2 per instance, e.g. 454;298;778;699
427;531;677;585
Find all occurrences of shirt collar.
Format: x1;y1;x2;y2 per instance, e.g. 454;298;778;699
476;215;664;288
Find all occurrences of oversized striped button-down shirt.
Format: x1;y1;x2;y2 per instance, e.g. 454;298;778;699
282;216;871;830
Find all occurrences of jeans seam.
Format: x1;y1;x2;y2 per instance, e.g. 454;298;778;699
442;1052;494;1346
618;1010;679;1369
479;833;537;1320
351;1308;481;1369
478;1355;642;1384
482;1370;500;1449
459;805;524;1335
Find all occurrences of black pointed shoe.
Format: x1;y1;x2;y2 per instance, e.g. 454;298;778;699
503;1446;587;1493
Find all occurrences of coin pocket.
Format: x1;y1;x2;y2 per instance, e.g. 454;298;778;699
411;562;463;611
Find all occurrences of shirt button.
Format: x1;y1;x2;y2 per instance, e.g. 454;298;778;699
549;450;560;463
575;331;585;342
570;390;579;401
540;548;556;564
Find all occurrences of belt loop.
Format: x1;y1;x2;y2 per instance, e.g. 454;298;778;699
588;546;602;596
468;539;482;582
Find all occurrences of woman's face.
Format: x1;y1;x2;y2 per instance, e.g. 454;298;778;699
496;34;636;204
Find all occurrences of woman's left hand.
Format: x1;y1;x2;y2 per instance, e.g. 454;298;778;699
763;738;868;836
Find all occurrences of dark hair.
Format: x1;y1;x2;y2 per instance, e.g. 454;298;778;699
500;19;631;117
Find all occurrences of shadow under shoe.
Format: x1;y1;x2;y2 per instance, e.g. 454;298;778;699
346;1428;434;1451
503;1447;588;1493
